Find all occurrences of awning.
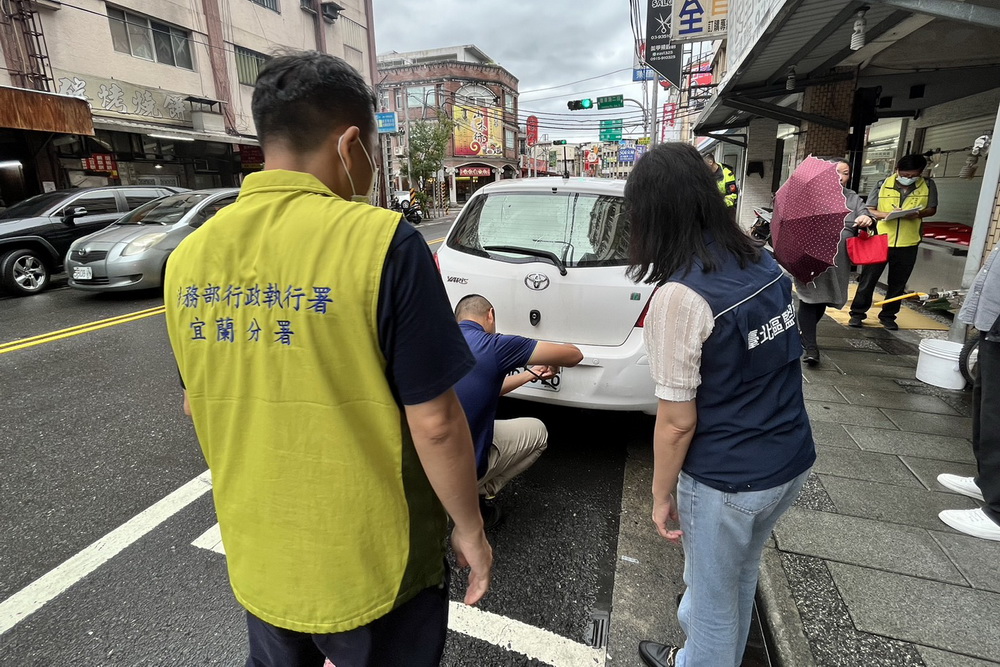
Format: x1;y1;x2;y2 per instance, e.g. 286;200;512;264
694;0;1000;133
0;86;94;135
91;117;258;146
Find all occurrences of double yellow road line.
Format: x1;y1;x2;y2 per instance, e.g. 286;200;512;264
0;306;166;355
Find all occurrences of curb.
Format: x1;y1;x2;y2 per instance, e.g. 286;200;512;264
758;546;816;667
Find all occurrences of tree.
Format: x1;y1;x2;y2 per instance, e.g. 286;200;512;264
403;110;456;191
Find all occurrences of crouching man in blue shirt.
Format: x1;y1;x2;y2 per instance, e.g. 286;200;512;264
454;294;584;528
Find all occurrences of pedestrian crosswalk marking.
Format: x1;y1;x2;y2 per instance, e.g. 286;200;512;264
191;523;605;667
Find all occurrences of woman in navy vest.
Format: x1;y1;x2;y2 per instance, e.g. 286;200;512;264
626;143;816;667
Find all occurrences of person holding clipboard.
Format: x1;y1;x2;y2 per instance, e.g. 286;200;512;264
848;154;938;330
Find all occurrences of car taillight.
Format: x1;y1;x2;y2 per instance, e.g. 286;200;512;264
433;253;440;272
634;288;659;328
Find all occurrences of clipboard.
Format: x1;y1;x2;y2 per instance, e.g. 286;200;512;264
884;207;921;221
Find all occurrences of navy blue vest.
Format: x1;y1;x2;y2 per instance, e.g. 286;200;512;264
670;242;815;492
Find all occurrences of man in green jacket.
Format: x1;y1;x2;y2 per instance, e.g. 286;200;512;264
705;154;739;208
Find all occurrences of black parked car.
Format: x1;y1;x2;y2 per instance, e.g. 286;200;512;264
0;186;183;296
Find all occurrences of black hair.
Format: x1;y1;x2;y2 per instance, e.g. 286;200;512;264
455;294;493;320
625;142;761;284
251;51;376;153
896;154;928;172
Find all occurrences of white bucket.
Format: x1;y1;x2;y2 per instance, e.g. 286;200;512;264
916;339;966;390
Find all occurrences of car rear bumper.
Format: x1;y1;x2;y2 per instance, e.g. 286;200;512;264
506;328;657;415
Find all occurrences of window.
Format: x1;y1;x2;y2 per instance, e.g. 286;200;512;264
124;189;168;209
108;8;193;69
504;92;514;113
449;193;631;267
394;88;403;110
235;46;270;86
505;129;515;151
68;192;120;216
407;85;436;109
249;0;280;11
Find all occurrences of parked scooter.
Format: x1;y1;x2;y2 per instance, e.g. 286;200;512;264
750;207;773;245
401;198;423;225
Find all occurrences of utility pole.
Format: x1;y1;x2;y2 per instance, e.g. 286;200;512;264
563;145;569;178
402;85;413;189
650;74;660;147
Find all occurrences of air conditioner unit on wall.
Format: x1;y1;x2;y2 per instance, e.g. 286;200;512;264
299;0;317;13
320;1;345;23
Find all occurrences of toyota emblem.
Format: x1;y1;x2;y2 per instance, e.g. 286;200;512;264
524;272;550;291
79;248;88;256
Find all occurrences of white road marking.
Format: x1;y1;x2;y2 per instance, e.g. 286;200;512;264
0;470;213;636
191;524;605;667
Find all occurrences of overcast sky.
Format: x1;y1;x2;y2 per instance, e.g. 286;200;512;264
372;0;659;143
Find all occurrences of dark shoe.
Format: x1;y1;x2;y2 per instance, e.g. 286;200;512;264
802;348;820;366
479;497;503;531
880;318;899;331
638;641;680;667
848;315;864;328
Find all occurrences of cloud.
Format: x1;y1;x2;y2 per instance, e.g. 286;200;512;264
372;0;661;141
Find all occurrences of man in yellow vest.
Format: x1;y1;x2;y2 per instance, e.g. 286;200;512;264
164;52;491;666
849;154;938;329
705;154;739;208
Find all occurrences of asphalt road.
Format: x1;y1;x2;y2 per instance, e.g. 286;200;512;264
0;216;662;666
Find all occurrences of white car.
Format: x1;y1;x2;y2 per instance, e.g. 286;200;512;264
437;177;657;415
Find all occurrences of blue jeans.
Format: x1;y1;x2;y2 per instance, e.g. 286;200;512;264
675;468;809;667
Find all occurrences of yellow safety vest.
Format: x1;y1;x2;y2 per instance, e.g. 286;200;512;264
164;170;446;633
716;165;739;207
874;173;929;247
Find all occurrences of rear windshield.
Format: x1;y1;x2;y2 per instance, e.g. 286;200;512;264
116;193;209;225
448;192;630;267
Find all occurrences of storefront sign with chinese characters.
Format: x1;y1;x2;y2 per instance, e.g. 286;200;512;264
82;153;118;173
54;69;191;126
238;145;265;170
671;0;729;43
458;166;493;177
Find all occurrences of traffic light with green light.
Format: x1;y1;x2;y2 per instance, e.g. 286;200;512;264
552;140;567;145
566;99;593;111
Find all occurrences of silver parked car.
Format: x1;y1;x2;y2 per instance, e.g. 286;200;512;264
66;188;239;292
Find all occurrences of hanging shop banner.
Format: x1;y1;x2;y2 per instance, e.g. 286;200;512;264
526;115;539;146
671;0;729;43
458;166;493;177
453;105;504;157
375;112;398;134
644;0;684;87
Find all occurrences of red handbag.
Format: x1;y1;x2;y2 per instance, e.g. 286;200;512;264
847;230;889;265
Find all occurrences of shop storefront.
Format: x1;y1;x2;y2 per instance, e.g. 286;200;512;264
452;165;497;203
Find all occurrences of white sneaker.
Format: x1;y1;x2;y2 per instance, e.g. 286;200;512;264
939;508;1000;541
937;474;985;501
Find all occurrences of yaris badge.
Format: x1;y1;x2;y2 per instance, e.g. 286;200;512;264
524;273;550;291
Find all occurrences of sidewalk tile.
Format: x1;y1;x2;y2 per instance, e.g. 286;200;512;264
774;508;964;584
794;471;837;512
813;445;922;488
819;475;977;531
815;336;883;352
823;350;918;368
830;361;920;379
930;531;1000;595
881;409;973;437
803;372;909;392
802;384;849;403
810;422;860;449
805;401;897;429
841;392;960;416
918;646;1000;667
828;563;1000;662
901;456;979;493
846;426;975;463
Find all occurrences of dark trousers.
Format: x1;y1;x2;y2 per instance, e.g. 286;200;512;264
797;302;827;351
245;580;449;667
973;332;1000;526
850;245;920;321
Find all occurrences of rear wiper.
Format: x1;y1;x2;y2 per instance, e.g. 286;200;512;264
483;245;568;276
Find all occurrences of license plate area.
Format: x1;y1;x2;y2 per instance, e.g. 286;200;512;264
507;366;561;392
73;266;93;280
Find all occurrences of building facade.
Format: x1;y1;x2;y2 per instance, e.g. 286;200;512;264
377;45;519;205
0;0;376;203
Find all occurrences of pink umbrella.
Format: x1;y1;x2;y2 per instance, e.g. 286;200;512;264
770;156;850;284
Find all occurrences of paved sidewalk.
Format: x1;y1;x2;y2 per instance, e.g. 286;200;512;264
761;314;1000;667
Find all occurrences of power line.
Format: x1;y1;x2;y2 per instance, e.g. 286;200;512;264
518;68;633;96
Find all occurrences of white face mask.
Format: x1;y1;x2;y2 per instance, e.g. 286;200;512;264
896;175;917;186
338;134;378;203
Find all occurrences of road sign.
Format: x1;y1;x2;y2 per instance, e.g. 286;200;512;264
637;137;651;145
599;119;624;129
599;129;623;142
597;95;624;110
375;112;398;134
619;147;637;163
